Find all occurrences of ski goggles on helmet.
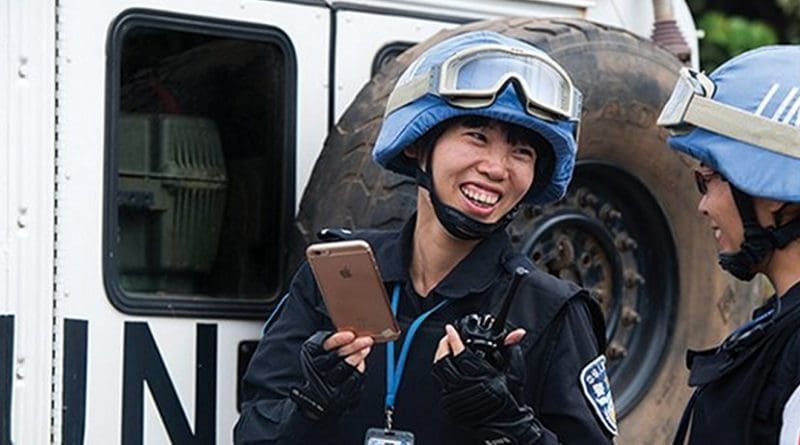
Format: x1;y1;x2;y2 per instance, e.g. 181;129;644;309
658;67;800;160
385;44;582;122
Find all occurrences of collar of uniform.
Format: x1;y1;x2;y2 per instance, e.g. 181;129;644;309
753;280;800;319
369;216;416;284
371;214;513;299
433;227;512;299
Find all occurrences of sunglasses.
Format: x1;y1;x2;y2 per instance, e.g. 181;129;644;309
693;170;724;195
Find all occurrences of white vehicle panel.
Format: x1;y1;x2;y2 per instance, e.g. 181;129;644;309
2;1;56;444
333;10;458;122
55;0;328;443
332;0;592;20
0;0;11;317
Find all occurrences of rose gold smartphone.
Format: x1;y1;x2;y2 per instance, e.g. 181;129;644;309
305;240;401;343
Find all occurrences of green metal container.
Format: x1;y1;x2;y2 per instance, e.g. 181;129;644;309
117;113;228;294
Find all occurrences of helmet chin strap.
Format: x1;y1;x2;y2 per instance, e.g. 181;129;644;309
719;186;800;281
414;161;519;241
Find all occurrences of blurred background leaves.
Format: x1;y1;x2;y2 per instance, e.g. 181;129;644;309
688;0;800;70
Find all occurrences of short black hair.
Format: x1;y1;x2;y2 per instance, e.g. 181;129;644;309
407;115;555;198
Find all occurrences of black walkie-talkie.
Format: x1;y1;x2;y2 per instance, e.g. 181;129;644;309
454;266;529;370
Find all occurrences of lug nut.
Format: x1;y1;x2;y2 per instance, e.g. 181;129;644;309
624;270;646;288
580;191;599;207
607;341;628;359
615;235;638;251
621;306;642;326
555;236;575;264
600;204;622;222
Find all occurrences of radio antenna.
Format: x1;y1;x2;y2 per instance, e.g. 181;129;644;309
490;266;529;335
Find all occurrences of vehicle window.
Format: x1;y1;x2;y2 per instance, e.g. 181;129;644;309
106;11;296;316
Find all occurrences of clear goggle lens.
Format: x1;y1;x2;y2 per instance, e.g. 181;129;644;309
440;48;578;120
386;44;581;122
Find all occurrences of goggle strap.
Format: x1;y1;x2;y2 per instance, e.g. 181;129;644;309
685;95;800;160
384;74;432;116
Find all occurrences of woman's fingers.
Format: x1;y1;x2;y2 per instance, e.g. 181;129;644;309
322;331;356;351
433;334;451;363
336;335;374;357
503;328;526;346
434;325;526;363
433;324;466;364
344;345;372;372
323;333;374;373
445;324;466;356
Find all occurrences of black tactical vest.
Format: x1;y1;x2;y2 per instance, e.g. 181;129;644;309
673;300;800;445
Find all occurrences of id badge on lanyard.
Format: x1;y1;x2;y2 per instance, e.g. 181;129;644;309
364;428;415;445
365;284;450;445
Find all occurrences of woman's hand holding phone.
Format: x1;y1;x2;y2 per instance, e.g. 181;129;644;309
306;240;401;342
290;330;374;421
324;331;374;373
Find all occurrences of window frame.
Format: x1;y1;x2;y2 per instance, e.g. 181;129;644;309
103;9;297;318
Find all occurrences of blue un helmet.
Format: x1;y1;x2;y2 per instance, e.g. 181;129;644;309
658;45;800;280
372;31;582;239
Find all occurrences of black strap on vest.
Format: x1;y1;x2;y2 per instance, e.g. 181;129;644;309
672;390;701;445
673;305;800;445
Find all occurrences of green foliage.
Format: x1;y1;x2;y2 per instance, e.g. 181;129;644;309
696;12;779;70
776;0;800;42
777;0;800;16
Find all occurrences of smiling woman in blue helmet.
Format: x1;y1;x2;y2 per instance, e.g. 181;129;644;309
235;31;615;445
658;46;800;445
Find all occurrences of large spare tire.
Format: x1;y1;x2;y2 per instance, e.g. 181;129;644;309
294;18;762;444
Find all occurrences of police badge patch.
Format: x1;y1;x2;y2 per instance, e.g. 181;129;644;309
580;355;618;436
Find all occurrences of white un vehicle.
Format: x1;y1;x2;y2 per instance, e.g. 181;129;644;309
1;0;766;443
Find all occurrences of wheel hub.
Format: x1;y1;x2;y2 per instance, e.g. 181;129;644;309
508;162;677;417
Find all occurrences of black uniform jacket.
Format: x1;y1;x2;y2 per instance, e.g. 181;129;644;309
235;218;614;444
676;281;800;445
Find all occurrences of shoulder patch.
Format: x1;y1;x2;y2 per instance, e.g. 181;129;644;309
780;382;800;445
579;355;618;436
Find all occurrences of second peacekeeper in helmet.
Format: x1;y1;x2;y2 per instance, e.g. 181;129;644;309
657;46;800;445
235;31;616;445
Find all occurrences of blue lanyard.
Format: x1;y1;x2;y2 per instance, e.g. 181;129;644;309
384;283;450;428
